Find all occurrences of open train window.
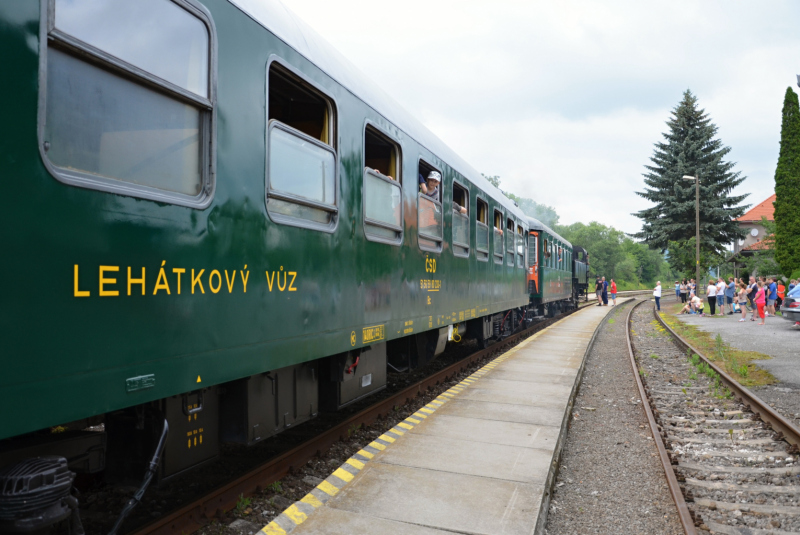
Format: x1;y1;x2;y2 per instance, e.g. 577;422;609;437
516;225;524;268
418;160;442;252
543;237;551;269
476;197;489;261
267;61;337;231
39;0;216;209
506;218;515;266
452;181;469;257
363;125;402;244
269;64;332;144
493;209;504;264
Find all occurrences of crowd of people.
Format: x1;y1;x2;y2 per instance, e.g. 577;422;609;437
591;274;799;327
676;276;800;326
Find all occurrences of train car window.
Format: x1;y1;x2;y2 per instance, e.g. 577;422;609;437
516;225;524;268
528;232;538;267
269;65;332;144
40;0;216;208
363;125;402;244
555;243;559;268
418;160;442;252
476;198;489;262
267;62;338;231
548;240;552;268
418;160;440;203
543;237;551;269
493;209;503;264
506;218;514;266
452;181;469;257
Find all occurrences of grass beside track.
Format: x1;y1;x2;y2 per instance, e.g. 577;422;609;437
659;302;775;388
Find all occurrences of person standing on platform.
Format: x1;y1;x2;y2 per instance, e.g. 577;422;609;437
755;280;767;325
675;281;681;301
766;277;778;317
680;280;688;303
747;277;758;321
653;281;662;311
715;278;725;316
737;282;749;322
601;276;609;306
707;279;717;316
725;277;736;315
610;279;617;306
595;277;603;306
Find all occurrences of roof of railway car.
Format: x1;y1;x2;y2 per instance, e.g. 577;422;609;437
228;0;527;222
526;216;571;248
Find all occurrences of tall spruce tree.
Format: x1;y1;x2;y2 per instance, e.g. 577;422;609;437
633;90;748;261
773;87;800;276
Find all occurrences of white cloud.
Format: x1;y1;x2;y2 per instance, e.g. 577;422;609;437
285;0;800;234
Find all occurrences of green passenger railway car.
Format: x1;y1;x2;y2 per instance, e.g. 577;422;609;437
525;217;588;317
0;0;588;523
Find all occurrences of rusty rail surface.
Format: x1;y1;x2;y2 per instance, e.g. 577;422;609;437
626;299;697;535
131;303;595;535
652;306;800;451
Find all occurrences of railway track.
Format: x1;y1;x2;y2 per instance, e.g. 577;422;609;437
626;299;800;534
131;298;622;535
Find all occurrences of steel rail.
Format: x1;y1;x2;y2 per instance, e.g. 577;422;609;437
652;306;800;451
626;299;697;535
130;303;594;535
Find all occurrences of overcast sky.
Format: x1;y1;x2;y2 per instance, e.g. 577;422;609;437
287;0;799;234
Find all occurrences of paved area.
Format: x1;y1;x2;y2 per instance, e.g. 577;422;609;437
262;302;624;535
674;312;800;385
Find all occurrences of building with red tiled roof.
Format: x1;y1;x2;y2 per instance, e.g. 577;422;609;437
728;194;774;277
736;193;775;222
742;237;771;251
733;193;774;255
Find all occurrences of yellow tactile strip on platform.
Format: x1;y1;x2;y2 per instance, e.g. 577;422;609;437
257;351;526;534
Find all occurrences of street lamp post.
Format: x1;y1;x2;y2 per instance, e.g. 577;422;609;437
682;175;700;292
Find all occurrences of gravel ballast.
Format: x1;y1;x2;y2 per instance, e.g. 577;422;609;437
545;299;684;535
632;302;800;533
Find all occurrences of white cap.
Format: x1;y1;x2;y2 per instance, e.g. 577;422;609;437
427;171;441;182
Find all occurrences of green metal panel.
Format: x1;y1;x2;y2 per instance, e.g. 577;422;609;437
0;0;529;441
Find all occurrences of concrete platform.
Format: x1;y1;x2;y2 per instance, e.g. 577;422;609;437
261;302;625;535
674;310;800;385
